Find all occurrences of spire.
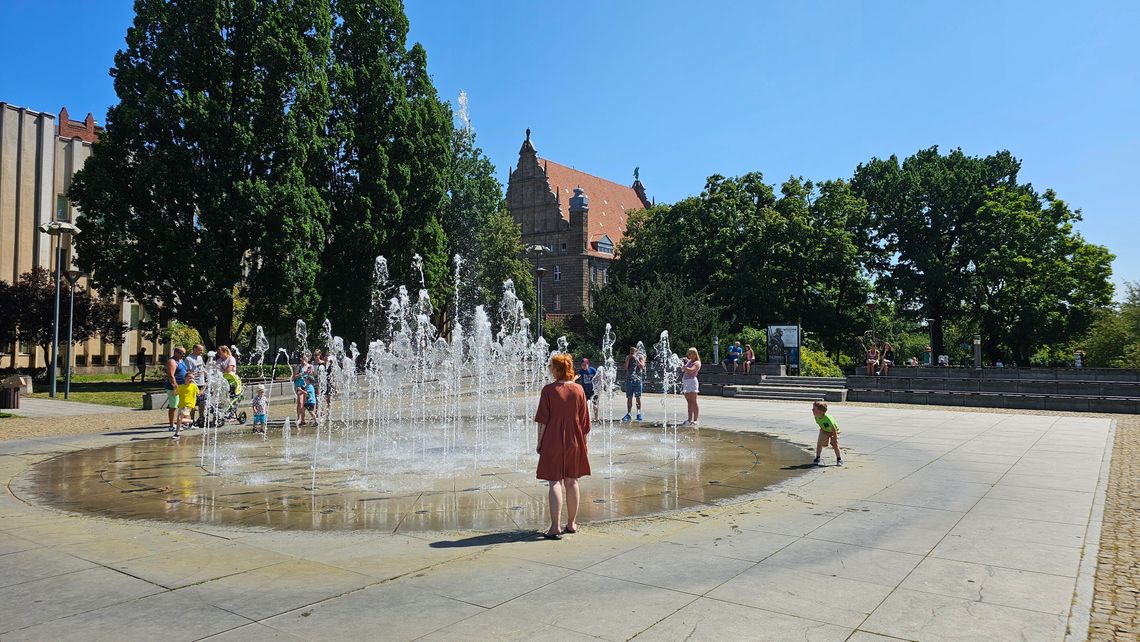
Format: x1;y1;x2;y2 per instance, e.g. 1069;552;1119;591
519;127;536;155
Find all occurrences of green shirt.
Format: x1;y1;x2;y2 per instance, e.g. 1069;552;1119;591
814;413;840;433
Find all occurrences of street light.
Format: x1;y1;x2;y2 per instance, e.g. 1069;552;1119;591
865;295;877;344
37;221;81;398
526;244;550;341
65;269;87;399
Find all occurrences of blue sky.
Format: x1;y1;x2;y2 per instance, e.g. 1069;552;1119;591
2;1;1136;292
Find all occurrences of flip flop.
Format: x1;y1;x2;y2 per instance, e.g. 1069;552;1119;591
563;525;578;534
542;532;562;540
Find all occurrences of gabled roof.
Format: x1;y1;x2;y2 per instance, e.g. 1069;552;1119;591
540;158;649;255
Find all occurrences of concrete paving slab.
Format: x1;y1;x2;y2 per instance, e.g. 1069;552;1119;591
584;539;755;594
107;540;291;589
630;597;851;641
806;501;964;555
2;590;254;642
200;623;307;641
418;610;603;642
763;538;923;587
861;588;1068;641
900;557;1076;616
0;566;164;633
400;554;574;608
707;562;894;627
0;547;97;588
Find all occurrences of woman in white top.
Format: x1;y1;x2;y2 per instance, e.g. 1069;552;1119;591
681;347;702;427
215;345;238;375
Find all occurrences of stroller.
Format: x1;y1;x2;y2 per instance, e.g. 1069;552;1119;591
196;372;248;428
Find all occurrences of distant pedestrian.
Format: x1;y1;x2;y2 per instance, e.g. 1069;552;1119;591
535;353;591;540
251;385;268;434
811;401;842;466
164;346;187;432
622;346;645;422
681;347;701;427
131;346;147;382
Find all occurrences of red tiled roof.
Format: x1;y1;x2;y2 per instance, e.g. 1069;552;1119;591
539;158;647;254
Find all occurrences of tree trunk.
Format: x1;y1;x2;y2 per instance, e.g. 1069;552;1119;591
215;297;235;348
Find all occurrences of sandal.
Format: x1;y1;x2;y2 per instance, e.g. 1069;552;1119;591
563;525;577;534
541;531;562;540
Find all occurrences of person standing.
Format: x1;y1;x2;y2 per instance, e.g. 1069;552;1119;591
164;346;188;432
575;358;597;415
535;353;591;540
811;401;842;466
621;346;646;422
681;347;702;427
185;344;206;425
173;372;199;439
131;346;148;382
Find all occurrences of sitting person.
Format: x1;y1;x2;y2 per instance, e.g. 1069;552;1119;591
866;344;880;376
723;340;743;372
881;342;895;376
742;344;755;374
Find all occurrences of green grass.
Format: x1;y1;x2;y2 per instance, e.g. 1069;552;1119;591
0;412;12;419
29;375;163;409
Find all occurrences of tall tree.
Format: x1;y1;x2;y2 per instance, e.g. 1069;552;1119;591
321;0;452;346
850;147;1025;354
70;0;332;349
10;268;126;368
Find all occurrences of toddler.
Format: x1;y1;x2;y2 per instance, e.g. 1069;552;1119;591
811;400;842;466
174;372;200;439
251;385;268;434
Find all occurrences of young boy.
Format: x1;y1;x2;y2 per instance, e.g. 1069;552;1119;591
174;372;200;439
251;384;268;434
304;378;318;424
811;400;842;466
622;346;645;422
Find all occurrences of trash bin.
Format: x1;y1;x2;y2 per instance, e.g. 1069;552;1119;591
0;376;22;410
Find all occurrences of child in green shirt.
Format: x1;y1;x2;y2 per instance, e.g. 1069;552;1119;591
811;401;842;466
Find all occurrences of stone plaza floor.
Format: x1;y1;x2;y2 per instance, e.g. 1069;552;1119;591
0;397;1122;641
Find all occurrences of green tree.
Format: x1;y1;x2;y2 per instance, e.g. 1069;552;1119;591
966;187;1114;364
470;208;535;328
321;0;452;346
70;0;332;349
1081;283;1140;368
0;280;16;368
584;275;723;358
850;147;1026;354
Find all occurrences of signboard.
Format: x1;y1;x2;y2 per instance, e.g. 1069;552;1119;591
767;325;800;372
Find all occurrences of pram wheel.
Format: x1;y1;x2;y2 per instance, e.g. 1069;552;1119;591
237;411;248;425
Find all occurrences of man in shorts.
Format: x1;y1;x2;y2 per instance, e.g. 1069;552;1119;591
723;340;743;373
164;346;187;432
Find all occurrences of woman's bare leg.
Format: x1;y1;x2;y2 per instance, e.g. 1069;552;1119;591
564;478;579;531
547;480;563;535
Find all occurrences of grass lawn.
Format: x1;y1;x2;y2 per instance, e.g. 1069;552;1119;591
28;374;163;408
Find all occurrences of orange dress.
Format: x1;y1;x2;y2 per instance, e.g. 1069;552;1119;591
534;381;592;481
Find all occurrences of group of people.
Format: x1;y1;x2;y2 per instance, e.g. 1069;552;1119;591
721;340;757;373
568;345;705;428
864;342;896;376
162;344;248;439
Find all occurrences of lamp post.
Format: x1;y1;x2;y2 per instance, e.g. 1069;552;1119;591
535;266;547;340
37;221;81;398
865;295;877;344
65;269;86;399
525;244;549;342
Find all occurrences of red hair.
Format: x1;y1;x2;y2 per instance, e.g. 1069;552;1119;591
549;353;575;381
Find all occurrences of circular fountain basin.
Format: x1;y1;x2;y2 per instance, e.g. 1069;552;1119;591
13;423;811;532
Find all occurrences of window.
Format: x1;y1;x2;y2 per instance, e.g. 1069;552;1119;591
553;265;561;282
591;267;597;283
597;235;614;254
553;294;561;311
18;340;31;355
129;305;141;329
108;355;119;366
603;267;609;284
560;243;567;252
76;356;87;366
91;355;103;366
56;195;69;220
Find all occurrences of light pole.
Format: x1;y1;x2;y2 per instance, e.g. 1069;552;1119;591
535;266;547;340
65;269;86;399
865;295;877;344
37;221;81;398
525;244;549;342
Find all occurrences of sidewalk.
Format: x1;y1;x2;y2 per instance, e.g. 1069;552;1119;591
7;397;127;418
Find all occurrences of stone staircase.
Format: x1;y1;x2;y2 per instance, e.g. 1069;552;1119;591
722;376;848;402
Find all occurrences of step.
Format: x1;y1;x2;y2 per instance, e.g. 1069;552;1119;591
764;377;847;388
724;385;847;402
846;388;1140;414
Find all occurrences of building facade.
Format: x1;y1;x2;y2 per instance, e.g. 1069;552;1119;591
0;102;159;371
506;131;650;329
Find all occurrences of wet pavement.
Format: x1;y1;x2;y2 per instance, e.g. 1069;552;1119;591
0;397;1117;641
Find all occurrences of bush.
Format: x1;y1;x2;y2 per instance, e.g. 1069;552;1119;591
800;344;842;378
236;364;292;380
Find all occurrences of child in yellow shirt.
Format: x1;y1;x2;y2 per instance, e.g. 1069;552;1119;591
174;372;200;439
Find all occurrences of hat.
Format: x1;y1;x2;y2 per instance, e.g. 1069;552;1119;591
582;358;589;364
256;384;266;393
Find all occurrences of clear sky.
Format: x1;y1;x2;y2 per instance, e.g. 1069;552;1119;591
2;1;1136;292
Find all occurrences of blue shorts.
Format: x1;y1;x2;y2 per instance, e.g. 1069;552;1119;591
305;401;315;410
253;413;266;425
626;379;643;398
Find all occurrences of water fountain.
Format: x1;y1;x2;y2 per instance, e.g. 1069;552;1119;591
14;255;811;532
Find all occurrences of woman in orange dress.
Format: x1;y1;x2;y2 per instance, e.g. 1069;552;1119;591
534;352;591;540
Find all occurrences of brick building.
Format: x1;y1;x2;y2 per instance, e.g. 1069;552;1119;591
0;102;160;371
506;130;650;329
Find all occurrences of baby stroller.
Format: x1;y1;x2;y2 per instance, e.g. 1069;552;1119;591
196;372;248;428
